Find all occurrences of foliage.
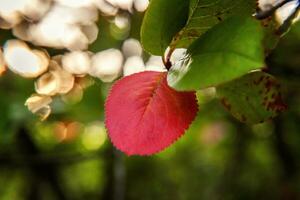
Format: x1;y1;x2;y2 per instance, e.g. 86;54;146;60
167;16;264;90
105;71;198;155
140;0;189;55
216;71;287;124
0;1;300;199
107;0;295;155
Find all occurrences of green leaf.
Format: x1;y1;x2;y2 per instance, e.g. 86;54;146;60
167;16;265;91
140;0;189;55
262;20;280;53
169;0;255;48
216;71;287;124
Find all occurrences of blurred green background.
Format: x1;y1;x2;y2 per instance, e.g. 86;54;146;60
0;13;300;200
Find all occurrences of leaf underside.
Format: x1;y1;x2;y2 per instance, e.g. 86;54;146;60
168;16;265;91
170;0;255;48
216;71;287;124
105;71;198;156
140;0;189;55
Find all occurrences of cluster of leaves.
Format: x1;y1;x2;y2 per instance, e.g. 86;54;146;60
105;0;289;156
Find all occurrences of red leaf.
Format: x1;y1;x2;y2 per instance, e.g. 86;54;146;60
105;71;198;156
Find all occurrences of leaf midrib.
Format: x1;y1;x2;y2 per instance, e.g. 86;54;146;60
139;73;166;122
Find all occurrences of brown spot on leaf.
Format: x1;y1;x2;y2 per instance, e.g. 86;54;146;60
264;79;277;93
186;29;200;38
265;93;287;113
254;76;265;85
221;98;231;111
241;115;246;122
271;93;276;98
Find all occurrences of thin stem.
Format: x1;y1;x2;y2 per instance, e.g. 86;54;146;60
163;48;175;70
254;0;294;20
